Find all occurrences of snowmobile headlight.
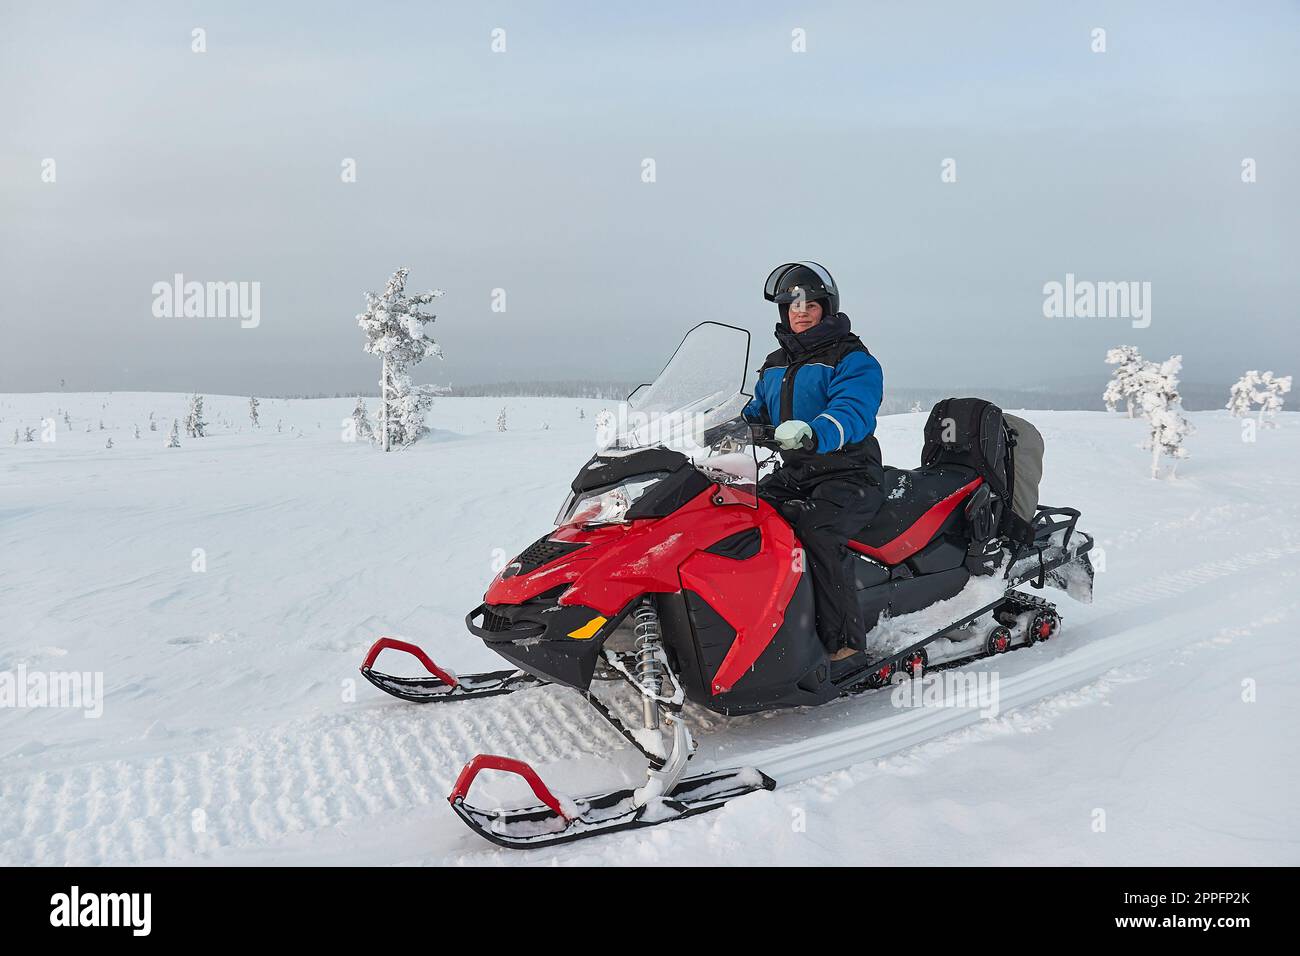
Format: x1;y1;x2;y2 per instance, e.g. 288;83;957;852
555;473;666;527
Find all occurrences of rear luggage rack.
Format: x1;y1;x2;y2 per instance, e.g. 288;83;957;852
1009;505;1093;593
1029;505;1082;549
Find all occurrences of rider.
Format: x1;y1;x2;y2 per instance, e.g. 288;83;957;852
742;262;884;661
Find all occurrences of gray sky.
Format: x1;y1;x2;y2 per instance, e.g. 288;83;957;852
2;1;1297;396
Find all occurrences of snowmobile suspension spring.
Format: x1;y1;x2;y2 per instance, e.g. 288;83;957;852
633;600;664;730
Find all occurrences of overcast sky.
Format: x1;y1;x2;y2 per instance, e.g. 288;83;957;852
2;1;1297;396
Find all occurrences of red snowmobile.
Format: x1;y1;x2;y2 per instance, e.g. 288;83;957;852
360;322;1095;848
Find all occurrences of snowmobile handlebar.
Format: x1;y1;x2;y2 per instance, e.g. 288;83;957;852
746;422;784;451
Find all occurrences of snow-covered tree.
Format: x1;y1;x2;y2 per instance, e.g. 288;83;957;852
578;408;585;421
98;419;104;430
134;424;140;439
1226;371;1259;418
149;412;157;432
1253;372;1292;428
276;420;283;434
10;428;17;445
1228;370;1293;428
24;427;35;442
351;397;374;441
595;408;616;447
389;386;437;446
248;396;261;428
1103;346;1148;417
184;394;207;438
1136;355;1193;478
496;407;508;432
105;437;113;449
356;268;445;451
166;419;181;448
63;411;71;429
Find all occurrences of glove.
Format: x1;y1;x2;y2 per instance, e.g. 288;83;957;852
775;419;816;451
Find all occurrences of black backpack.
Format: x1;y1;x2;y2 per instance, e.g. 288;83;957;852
921;398;1035;548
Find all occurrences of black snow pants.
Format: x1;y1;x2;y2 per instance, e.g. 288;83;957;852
759;465;883;654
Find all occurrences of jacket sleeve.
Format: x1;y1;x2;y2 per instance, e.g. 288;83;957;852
742;370;770;424
810;351;883;452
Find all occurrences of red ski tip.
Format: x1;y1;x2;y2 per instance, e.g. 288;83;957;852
448;754;571;821
361;637;458;688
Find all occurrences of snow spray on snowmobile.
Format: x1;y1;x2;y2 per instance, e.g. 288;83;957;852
360;322;1095;848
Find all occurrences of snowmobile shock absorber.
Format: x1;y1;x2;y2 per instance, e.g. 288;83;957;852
633;599;664;731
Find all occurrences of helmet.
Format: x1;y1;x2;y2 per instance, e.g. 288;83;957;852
763;261;839;316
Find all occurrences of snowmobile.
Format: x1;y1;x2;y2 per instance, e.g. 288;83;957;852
360;321;1095;848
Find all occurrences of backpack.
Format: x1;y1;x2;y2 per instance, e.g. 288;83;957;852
921;398;1036;548
1003;413;1044;529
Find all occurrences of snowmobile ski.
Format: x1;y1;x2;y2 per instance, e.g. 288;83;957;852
447;753;774;849
360;637;547;703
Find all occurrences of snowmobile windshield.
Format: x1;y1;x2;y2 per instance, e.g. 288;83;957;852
603;321;759;507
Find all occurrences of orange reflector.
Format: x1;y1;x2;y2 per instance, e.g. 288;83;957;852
566;616;607;640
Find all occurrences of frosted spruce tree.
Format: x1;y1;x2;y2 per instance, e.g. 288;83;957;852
1253;372;1292;428
184;394;207;438
496;407;508;432
356;268;445;451
1103;346;1148;417
1137;355;1193;478
248;396;260;428
166;419;181;448
351;396;374;442
1226;371;1259;418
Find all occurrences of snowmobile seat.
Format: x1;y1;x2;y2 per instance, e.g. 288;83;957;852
848;464;982;565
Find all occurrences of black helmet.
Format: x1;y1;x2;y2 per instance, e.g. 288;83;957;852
763;261;839;315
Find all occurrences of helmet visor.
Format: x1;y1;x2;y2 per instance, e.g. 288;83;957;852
763;261;837;303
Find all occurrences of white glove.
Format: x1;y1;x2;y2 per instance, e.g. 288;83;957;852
775;419;814;451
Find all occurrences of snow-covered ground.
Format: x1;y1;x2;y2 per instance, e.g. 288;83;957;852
2;393;1298;865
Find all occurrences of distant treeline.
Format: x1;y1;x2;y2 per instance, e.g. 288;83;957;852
443;381;637;400
881;383;1230;414
264;381;1229;410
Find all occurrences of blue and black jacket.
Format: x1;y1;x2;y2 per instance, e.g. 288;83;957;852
743;312;885;484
